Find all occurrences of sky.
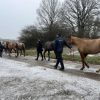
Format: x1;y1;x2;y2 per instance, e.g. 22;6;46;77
0;0;64;40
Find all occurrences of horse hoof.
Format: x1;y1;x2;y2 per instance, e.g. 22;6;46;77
87;66;89;68
96;70;99;73
80;68;83;70
15;55;18;57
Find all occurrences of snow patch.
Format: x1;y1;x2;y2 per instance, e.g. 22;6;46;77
0;58;100;100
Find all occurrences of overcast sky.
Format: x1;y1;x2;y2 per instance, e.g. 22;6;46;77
0;0;64;40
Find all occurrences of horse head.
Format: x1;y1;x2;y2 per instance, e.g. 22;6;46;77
68;35;73;46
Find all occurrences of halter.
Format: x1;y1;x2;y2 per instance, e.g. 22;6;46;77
69;36;74;61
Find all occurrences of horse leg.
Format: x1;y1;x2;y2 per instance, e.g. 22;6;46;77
96;69;100;73
80;53;85;70
84;54;89;68
48;51;50;61
16;48;19;57
23;49;25;57
22;47;25;57
44;50;47;60
85;62;89;68
20;50;22;56
14;49;17;57
9;49;11;57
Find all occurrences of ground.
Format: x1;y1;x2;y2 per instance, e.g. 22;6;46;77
0;53;100;100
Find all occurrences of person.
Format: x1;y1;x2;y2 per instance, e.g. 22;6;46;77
54;33;73;70
0;42;5;57
35;39;43;61
40;37;44;45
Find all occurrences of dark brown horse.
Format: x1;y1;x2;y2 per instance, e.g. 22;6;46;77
18;43;25;57
5;41;19;57
68;36;100;71
44;41;55;61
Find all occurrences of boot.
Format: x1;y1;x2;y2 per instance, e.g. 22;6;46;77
59;68;64;71
54;59;59;69
54;66;57;69
59;59;64;70
41;58;43;61
35;58;38;61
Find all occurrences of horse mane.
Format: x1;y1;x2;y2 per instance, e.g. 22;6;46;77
82;38;90;40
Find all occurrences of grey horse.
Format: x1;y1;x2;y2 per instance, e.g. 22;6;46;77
44;41;55;61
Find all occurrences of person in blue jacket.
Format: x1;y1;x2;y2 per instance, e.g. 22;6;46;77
35;39;43;61
0;42;5;57
54;33;73;70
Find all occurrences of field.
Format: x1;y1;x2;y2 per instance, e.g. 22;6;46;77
24;45;100;64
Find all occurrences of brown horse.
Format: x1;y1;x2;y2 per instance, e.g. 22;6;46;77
5;41;19;57
82;38;100;72
68;36;100;71
18;43;25;57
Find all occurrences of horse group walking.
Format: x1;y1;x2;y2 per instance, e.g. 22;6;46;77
1;35;100;73
2;41;25;57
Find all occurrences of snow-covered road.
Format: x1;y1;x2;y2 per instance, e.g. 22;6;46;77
0;58;100;100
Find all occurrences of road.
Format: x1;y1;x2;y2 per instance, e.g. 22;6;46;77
2;54;100;82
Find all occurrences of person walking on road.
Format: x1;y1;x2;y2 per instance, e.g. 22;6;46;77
0;42;5;57
35;39;43;61
54;33;73;70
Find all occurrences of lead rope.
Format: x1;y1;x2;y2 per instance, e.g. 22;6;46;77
69;49;74;61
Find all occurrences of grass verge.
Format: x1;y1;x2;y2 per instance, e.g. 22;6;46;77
20;50;100;65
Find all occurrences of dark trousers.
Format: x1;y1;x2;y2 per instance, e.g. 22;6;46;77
37;51;43;60
55;51;64;69
0;50;2;57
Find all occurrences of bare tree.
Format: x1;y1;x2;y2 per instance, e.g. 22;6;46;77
61;0;100;38
19;25;41;48
91;17;100;39
37;0;61;41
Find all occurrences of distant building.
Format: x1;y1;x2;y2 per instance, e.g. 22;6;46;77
0;38;18;43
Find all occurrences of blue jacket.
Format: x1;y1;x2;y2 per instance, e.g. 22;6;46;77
54;36;71;52
0;44;5;52
37;41;43;52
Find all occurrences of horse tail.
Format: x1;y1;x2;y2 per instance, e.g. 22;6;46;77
22;43;25;57
16;43;19;56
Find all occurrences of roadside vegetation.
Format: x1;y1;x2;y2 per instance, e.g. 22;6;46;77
20;50;100;65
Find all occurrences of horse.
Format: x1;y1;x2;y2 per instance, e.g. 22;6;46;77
5;41;19;57
82;38;100;72
68;36;100;71
44;41;55;61
18;43;25;57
